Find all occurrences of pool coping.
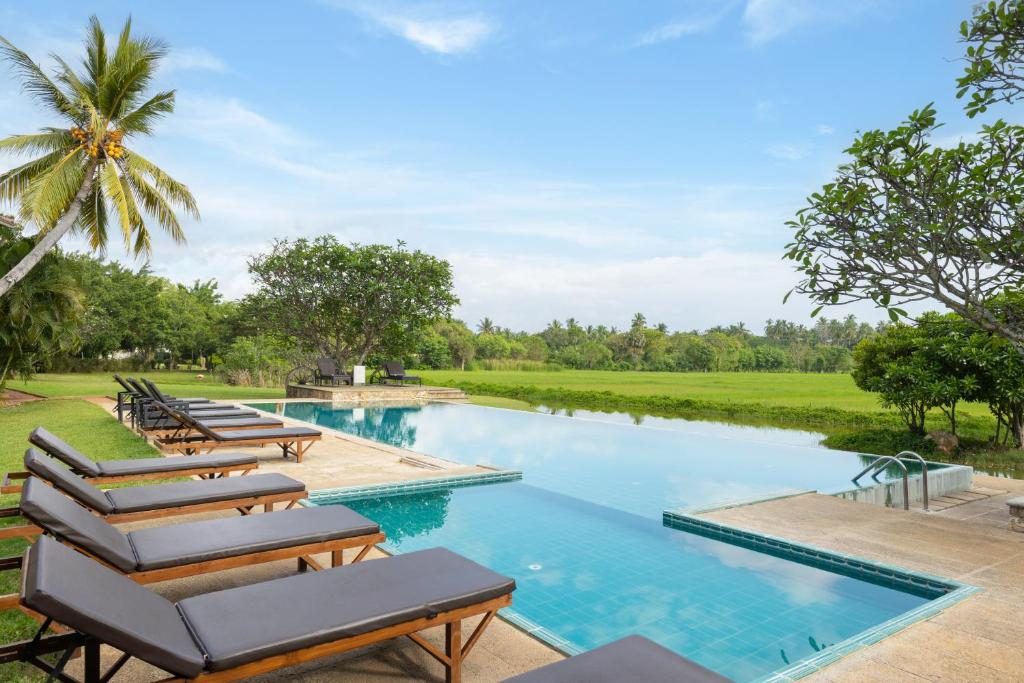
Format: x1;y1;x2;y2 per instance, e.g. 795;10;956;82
306;468;523;505
663;509;981;682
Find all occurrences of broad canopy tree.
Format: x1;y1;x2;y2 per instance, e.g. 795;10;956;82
246;237;458;372
785;105;1024;344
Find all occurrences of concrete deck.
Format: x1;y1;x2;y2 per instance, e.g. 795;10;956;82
702;480;1024;683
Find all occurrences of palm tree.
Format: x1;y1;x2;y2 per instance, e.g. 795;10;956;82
477;317;496;334
0;16;198;297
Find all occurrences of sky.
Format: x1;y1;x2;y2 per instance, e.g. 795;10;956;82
0;0;992;333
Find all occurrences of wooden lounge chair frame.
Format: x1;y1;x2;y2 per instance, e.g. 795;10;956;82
151;402;321;463
0;461;256;495
0;489;306;541
142;419;284;440
0;532;385;613
0;593;509;683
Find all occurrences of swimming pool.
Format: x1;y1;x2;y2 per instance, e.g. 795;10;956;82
249;401;963;681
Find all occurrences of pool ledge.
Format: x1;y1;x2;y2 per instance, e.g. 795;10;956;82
663;509;980;682
306;468;523;505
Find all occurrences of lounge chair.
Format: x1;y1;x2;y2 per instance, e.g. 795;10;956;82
0;427;258;494
0;449;307;540
503;636;730;682
138;377;244;413
4;536;514;683
375;361;422;385
0;477;385;611
125;378;258;431
151;401;321;462
314;357;352;386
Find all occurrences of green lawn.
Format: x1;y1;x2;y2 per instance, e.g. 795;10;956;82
0;399;162;677
419;369;990;417
8;370;285;400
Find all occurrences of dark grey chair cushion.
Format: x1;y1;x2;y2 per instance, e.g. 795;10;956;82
503;636;732;683
95;452;257;476
104;473;305;513
211;427;321;441
194;417;283;430
178;547;516;671
29;427;101;476
129;505;379;570
24;449;114;514
22;537;205;678
19;478;137;573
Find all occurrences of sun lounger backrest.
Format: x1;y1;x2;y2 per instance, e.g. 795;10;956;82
28;427;101;477
22;536;206;678
126;377;154;399
317;357;337;375
24;449;114;514
20;478;136;572
142;378;172;402
113;374;136;394
383;361;403;377
151;402;222;440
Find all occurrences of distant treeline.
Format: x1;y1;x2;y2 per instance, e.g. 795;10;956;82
412;314;881;373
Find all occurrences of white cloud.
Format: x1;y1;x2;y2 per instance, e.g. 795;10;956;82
160;47;228;74
332;2;495;54
815;123;835;136
742;0;877;45
763;143;809;161
635;2;738;47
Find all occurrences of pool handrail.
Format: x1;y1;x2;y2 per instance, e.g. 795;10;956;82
853;456;910;510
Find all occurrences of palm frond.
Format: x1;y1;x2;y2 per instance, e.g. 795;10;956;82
0;129;74;158
52;55;99;123
101;21;167;119
121;163;185;243
115;90;174;136
83;15;108;92
124;151;199;218
75;185;108;253
99;160;145;252
0;149;66;203
24;148;87;230
0;36;79;120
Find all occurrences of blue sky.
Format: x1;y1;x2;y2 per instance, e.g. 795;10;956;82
0;0;986;332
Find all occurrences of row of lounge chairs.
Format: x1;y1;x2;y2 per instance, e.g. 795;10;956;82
113;375;322;462
0;390;724;681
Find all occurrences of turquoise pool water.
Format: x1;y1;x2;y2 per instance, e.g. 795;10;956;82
249;401;947;681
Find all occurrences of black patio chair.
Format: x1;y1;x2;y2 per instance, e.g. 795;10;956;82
314;358;352;386
374;361;422;385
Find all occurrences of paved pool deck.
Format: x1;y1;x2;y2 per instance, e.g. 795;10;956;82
61;397;1024;681
702;478;1024;683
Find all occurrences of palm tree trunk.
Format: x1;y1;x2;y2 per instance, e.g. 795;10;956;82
0;164;96;298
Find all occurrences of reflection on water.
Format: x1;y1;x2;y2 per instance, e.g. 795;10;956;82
344;483;932;682
253;401;920;517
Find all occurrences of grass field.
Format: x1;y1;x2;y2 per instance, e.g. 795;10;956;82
8;371;285;400
419;369;991;418
0;399;162;675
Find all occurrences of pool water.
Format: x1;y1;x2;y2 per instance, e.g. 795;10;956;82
249;401;946;681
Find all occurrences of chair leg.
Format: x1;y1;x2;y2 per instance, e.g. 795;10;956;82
84;639;101;683
446;621;462;683
332;550;344;567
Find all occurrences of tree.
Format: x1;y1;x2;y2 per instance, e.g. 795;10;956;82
435;319;475;369
785;105;1024;345
476;317;496;335
957;1;1024;117
0;16;198;297
0;224;82;389
247;238;457;369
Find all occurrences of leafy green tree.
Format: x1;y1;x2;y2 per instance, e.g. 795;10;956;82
247;238;457;368
0;224;82;388
957;0;1024;117
475;333;511;359
0;16;198;297
435;319;475;369
785;105;1024;344
414;329;453;369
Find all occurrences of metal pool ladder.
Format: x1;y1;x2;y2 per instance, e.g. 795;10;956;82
852;451;929;512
